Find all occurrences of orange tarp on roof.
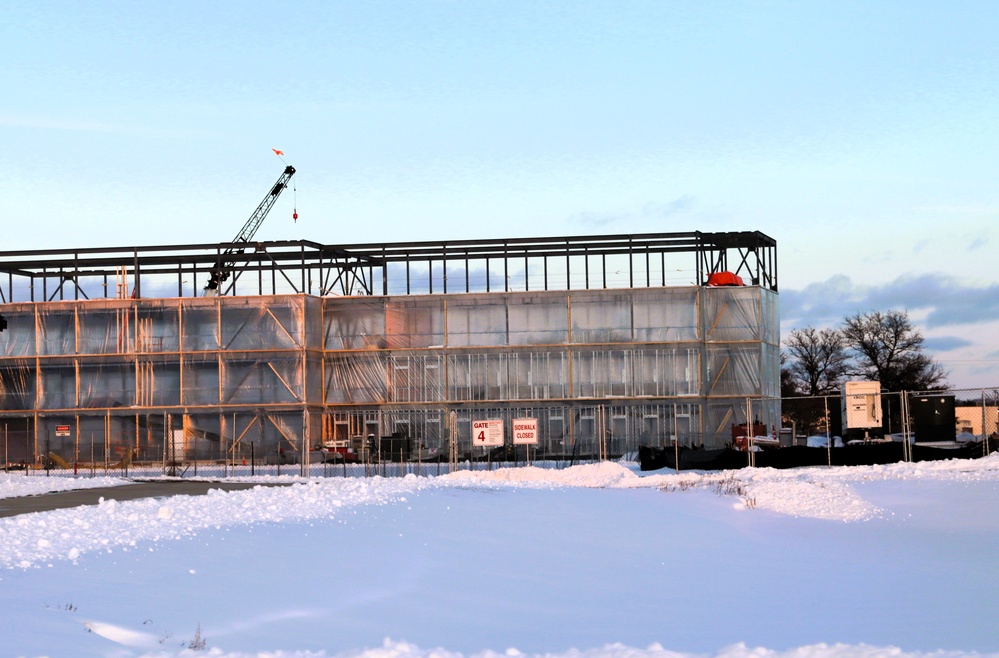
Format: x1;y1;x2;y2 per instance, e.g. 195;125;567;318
706;271;745;286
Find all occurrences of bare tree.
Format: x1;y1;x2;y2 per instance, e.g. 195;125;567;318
783;327;849;396
779;351;802;398
840;310;947;392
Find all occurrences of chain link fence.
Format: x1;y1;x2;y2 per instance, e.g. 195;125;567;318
5;387;998;478
780;388;999;446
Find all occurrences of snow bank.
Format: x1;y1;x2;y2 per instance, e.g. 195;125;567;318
443;461;641;488
0;476;429;570
118;637;992;658
449;461;884;521
5;455;999;571
0;473;129;499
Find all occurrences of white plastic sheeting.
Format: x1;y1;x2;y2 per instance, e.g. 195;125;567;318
0;285;779;457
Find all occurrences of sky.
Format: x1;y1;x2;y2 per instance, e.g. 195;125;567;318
2;458;999;657
2;1;999;388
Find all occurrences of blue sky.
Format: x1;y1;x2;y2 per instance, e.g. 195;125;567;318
2;1;998;389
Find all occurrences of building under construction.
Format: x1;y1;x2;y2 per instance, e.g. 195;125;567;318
0;230;779;470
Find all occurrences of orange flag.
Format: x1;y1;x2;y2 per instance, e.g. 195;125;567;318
272;148;284;156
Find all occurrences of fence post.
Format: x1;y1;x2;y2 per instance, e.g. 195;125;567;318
901;392;911;462
448;410;458;474
823;396;831;466
983;390;990;457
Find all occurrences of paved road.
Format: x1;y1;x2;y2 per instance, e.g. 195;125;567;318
0;481;290;518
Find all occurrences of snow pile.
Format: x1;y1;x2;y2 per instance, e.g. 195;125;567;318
855;453;999;481
180;637;991;658
443;461;879;520
9;455;999;571
0;473;128;499
0;476;428;570
445;462;882;521
444;461;642;488
738;476;879;521
634;454;999;521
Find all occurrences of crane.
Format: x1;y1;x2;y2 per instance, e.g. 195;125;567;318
204;164;296;296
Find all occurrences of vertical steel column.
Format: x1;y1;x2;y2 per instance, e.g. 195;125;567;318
503;248;508;292
628;237;634;288
133;249;140;299
300;244;306;294
565;240;571;290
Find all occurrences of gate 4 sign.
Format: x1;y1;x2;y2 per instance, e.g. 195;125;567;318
472;419;504;447
512;417;538;445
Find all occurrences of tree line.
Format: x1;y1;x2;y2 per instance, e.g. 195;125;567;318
782;309;947;397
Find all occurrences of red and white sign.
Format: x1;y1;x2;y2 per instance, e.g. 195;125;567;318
512;417;538;445
472;419;504;447
55;425;71;437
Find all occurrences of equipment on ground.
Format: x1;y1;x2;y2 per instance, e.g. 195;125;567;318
204;164;296;296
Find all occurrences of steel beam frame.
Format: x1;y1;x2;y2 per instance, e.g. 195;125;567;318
0;231;777;302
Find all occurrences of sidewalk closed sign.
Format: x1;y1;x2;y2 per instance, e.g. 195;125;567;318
472;419;504;447
512;417;538;445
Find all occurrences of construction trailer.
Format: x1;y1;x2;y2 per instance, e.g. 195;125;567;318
0;231;779;470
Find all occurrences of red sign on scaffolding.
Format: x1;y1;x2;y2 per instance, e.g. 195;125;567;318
512;418;538;445
472;419;504;447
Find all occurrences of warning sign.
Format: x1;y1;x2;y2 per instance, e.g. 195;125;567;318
472;419;504;447
55;425;71;437
512;417;538;445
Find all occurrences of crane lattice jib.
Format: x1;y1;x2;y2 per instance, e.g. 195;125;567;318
205;164;296;294
232;165;296;244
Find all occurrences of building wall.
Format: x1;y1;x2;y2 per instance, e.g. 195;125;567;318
0;285;778;463
956;406;999;436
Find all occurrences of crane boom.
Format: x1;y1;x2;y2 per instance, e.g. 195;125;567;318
205;164;296;295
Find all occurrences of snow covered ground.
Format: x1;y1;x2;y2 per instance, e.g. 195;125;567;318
2;457;999;658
